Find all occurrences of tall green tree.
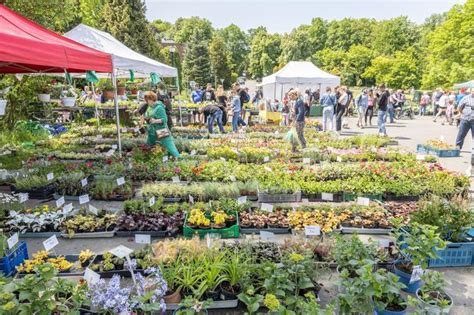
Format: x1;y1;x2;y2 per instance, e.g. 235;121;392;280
219;24;249;77
171;17;214;44
371;16;420;56
78;0;103;28
326;18;375;51
422;0;474;88
209;34;232;88
247;28;281;79
183;33;212;88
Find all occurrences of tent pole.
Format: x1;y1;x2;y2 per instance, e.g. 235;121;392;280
273;83;276;100
91;82;100;128
177;75;183;127
111;67;122;156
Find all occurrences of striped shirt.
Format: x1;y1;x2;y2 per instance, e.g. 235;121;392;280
459;95;474;121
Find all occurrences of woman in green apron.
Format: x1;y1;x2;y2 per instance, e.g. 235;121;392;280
144;91;180;158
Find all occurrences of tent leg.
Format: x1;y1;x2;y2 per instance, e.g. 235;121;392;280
91;82;100;128
111;69;122;156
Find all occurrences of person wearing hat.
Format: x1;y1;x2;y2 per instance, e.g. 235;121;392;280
355;89;369;128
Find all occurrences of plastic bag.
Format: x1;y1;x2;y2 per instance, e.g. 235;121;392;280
285;127;300;147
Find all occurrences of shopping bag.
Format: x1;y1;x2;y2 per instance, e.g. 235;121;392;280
285;127;300;146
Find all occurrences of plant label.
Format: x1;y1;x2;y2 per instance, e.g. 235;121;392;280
135;234;151;244
416;154;425;161
264;156;270;162
88;204;98;216
357;197;370;206
79;194;90;205
260;231;275;241
237;196;247;205
321;193;333;201
111;144;118;150
116;177;125;186
370;146;377;153
149;196;156;207
190;150;197;156
220;157;226;161
229;175;236;182
409;265;424;283
97;135;103;139
189;195;194;204
264;166;272;172
43;235;59;251
172;176;180;183
261;203;273;212
18;193;28;203
81;178;88;187
109;245;133;259
105;149;114;157
162;156;168;162
378;239;391;248
63;203;73;214
336;156;342;162
302;198;309;203
55;196;65;208
303;158;311;164
440;135;445;141
305;225;321;236
274;131;279;135
47;172;54;181
84;268;100;284
7;233;19;249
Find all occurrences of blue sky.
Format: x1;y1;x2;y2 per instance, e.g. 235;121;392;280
145;0;465;33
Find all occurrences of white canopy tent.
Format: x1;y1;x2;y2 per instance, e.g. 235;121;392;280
261;61;340;100
454;80;474;89
63;24;178;154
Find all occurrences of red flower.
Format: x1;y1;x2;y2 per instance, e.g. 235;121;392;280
105;159;112;165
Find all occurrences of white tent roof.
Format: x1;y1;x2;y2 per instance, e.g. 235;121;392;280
64;24;177;77
454;80;474;89
261;61;339;85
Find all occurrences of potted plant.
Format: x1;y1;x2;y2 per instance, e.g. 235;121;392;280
332;234;380;277
99;81;114;100
220;252;246;300
391;220;447;293
173;297;212;315
162;261;182;304
117;80;126;96
412;271;453;315
78;249;95;268
36;80;52;102
62;89;77;107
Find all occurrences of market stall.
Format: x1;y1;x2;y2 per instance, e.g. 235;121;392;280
260;61;340;100
454;79;474;89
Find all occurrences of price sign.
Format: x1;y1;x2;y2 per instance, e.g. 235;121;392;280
260;231;275;241
135;234;151;244
237;196;247;205
79;194;90;205
105;149;114;157
109;245;133;259
18;193;29;203
111;144;118;150
261;203;273;212
47;173;54;181
274;131;280;135
409;265;424;283
229;175;236;182
172;176;180;183
63;203;73;214
43;235;59;251
263;156;270;162
304;225;321;236
303;158;311;164
88;204;98;215
7;233;19;249
336;156;342;162
378;239;391;248
55;196;65;208
189;195;194;203
84;268;101;284
416;154;425;161
190;150;197;156
162;156;168;162
220;157;226;161
321;193;333;201
81;178;88;187
149;196;156;207
264;166;272;172
116;177;125;186
357;197;370;206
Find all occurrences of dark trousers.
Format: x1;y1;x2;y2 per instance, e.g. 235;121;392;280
335;104;346;131
455;119;474;149
365;106;374;124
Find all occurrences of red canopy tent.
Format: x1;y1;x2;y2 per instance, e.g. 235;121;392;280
0;4;112;73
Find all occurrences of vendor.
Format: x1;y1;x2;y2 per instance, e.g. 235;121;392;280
144;91;180;158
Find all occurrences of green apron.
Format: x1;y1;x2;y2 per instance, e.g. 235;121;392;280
145;102;180;158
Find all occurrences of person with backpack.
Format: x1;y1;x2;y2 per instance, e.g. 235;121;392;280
355;89;369;128
419;92;430;116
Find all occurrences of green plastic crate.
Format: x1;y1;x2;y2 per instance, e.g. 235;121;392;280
343;192;383;202
183;212;240;239
309;105;323;117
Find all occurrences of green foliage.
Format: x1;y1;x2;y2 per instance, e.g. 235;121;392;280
326;18;375;51
247;28;281;78
371;16;420;56
78;0;103;28
219;24;249;76
209;34;232;88
183;34;213;87
171;17;214;44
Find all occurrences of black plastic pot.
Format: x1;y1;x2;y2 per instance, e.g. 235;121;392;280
219;282;242;300
205;290;221;301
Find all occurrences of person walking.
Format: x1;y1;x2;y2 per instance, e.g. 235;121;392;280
216;85;228;125
191;84;202;103
365;89;375;126
144;91;180;158
320;86;336;131
289;89;306;152
387;90;397;123
376;84;390;136
433;90;448;123
419;92;430;116
335;86;348;132
455;89;474;150
432;88;443;116
355;89;369;128
304;89;312;117
201;83;216;103
201;104;225;134
231;83;247;132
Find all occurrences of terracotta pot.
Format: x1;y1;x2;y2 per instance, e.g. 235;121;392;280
118;87;126;95
131;88;138;95
164;290;181;304
104;90;114;100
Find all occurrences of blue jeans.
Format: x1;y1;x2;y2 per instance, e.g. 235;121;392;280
419;106;426;116
378;110;387;134
322;106;334;131
387;104;395;123
208;110;224;133
232;111;246;132
455;119;474;149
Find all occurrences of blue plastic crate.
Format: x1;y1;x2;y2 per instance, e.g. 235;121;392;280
416;144;428;154
430;148;460;157
429;242;474;268
0;242;28;276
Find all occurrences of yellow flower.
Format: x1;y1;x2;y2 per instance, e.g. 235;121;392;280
289;253;305;262
2;301;15;311
264;294;280;311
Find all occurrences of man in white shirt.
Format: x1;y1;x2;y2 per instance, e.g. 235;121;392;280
433;90;448;123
